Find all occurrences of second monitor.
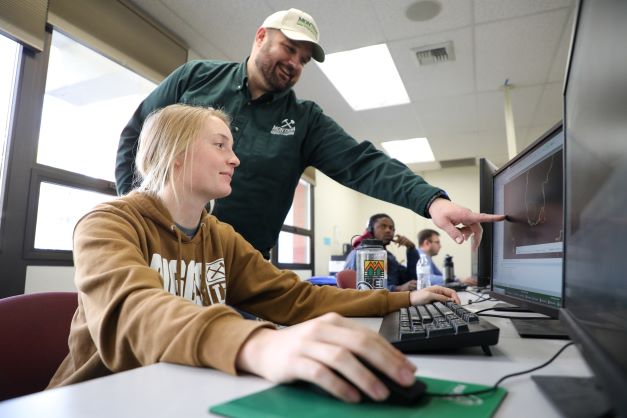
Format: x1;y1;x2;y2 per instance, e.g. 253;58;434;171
489;122;566;337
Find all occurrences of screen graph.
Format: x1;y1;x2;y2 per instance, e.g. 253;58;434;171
503;149;563;259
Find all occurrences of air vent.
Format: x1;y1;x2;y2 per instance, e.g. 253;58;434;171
413;41;455;65
439;157;477;169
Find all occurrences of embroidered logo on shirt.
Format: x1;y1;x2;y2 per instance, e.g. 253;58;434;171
271;119;296;136
150;253;226;306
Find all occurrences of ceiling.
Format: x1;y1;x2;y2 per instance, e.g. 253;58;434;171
127;0;575;171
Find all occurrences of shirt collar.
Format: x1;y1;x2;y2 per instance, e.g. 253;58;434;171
238;57;294;103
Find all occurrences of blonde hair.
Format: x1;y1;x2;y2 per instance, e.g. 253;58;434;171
135;104;231;196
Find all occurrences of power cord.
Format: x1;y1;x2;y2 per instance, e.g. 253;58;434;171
426;342;575;398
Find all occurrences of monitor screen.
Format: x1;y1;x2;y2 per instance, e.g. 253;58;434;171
560;0;627;415
490;123;564;317
477;157;498;288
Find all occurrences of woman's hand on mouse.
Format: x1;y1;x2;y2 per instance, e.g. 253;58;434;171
235;312;416;403
409;285;460;305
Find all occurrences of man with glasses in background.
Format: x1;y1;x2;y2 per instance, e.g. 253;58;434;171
417;229;477;287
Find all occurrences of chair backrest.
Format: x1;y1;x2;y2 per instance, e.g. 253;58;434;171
0;291;78;401
335;269;357;289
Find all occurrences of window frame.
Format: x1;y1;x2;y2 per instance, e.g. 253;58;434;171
23;164;116;262
271;178;315;274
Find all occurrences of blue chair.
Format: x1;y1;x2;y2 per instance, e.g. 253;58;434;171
307;275;338;287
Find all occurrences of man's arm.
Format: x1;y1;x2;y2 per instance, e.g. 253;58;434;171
302;108;505;247
303;108;442;218
115;63;192;195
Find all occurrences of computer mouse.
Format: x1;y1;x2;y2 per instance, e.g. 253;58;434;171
297;357;427;406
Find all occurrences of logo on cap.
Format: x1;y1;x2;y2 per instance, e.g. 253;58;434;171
297;16;318;39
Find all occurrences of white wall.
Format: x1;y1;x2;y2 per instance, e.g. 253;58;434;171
421;166;480;279
25;266;76;293
314;165;480;279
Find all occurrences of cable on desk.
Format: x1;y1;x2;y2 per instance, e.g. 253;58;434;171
471;307;501;315
477;313;555;320
425;341;575;398
462;292;494;306
469;307;549;319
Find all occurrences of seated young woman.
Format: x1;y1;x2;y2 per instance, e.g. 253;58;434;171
48;104;459;403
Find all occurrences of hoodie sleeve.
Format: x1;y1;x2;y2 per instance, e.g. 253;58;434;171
216;222;410;325
72;208;273;376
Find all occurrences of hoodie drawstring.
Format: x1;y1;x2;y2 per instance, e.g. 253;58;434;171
199;223;210;305
171;225;184;297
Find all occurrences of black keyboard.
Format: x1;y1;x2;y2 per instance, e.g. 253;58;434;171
378;301;500;356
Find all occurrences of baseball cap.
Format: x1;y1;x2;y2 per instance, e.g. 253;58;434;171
261;8;325;62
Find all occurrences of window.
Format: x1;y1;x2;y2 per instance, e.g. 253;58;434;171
37;31;155;181
29;30;155;253
0;35;20;211
34;182;112;250
273;178;314;271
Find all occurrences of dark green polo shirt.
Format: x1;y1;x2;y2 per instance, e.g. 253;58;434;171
116;60;443;257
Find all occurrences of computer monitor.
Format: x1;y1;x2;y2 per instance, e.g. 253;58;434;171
552;0;627;416
477;157;498;288
489;122;564;322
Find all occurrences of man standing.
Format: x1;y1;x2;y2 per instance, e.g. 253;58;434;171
344;214;418;292
116;8;504;259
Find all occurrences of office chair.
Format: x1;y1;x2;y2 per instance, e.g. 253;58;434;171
0;291;78;401
335;269;357;289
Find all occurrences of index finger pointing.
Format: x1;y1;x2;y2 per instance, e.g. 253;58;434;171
474;213;506;223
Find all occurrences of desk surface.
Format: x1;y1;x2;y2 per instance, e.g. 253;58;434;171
0;293;589;418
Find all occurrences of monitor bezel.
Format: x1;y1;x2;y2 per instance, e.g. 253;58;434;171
489;121;564;319
477;157;498;288
560;0;627;416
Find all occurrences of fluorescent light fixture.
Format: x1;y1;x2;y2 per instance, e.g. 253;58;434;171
316;44;410;111
381;137;435;164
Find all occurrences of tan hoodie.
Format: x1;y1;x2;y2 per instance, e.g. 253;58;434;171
48;192;410;388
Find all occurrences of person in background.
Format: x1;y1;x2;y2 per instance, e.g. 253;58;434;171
49;104;461;404
417;229;478;286
116;8;504;260
344;214;418;292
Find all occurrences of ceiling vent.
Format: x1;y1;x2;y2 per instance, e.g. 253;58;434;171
413;41;455;65
439;157;477;169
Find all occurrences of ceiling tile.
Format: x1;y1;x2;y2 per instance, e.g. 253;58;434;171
475;8;569;91
413;94;478;134
267;0;385;52
548;8;575;82
157;0;274;60
532;82;564;127
474;0;575;23
372;0;473;41
475;84;543;135
390;27;475;101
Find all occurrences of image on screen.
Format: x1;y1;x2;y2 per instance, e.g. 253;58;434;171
491;127;563;312
503;149;563;260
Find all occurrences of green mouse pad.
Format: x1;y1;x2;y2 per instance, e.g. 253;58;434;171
210;376;507;418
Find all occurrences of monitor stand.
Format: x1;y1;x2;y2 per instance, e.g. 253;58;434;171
490;303;570;339
491;302;533;312
510;318;570;339
532;375;613;418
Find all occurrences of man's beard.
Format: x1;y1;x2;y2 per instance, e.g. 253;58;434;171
255;47;296;93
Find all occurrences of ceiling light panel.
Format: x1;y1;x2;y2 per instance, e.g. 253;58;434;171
316;44;410;111
381;137;435;164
